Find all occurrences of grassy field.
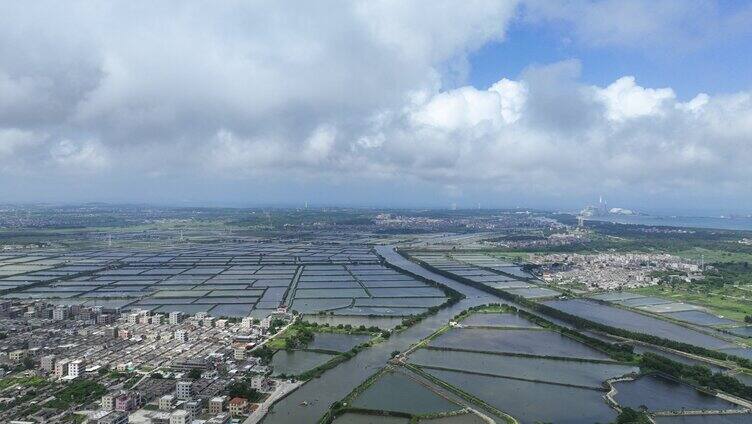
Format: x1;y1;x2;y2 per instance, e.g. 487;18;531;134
266;321;376;350
266;324;309;350
633;284;752;322
0;375;48;390
671;247;752;263
486;251;543;262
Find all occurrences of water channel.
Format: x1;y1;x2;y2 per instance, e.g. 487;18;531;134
260;245;499;423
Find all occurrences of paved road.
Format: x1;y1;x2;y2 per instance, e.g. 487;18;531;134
398;365;502;423
244;381;303;424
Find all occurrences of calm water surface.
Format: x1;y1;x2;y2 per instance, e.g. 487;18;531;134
613;374;741;412
261;246;498;424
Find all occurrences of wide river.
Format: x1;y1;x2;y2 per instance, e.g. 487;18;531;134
585;214;752;231
259;245;500;423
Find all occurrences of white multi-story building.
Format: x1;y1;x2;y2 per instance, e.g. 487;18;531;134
101;393;116;410
250;375;275;392
9;350;26;362
159;394;175;411
41;355;56;372
208;396;227;414
185;400;202;416
52;306;68;320
176;380;192;400
260;316;272;330
233;347;247;361
174;330;188;343
127;313;140;324
68;359;84;378
240;316;254;330
169;311;183;325
54;359;70;378
170;409;192;424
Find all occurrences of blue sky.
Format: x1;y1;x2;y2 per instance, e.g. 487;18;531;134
1;1;751;213
469;2;752;98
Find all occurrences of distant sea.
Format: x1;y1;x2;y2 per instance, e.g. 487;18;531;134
585;214;752;231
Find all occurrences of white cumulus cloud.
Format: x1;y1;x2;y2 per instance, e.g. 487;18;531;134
0;1;751;208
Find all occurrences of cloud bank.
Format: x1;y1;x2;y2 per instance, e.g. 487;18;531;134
1;1;751;209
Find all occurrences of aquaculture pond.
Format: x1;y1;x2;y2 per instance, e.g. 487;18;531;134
368;287;446;297
306;332;372;352
641;302;705;314
410;349;637;388
332;413;409;424
542;299;733;350
270;350;335;376
727;326;752;337
653;415;752;424
208;303;255;317
590;292;644;302
424;368;617;424
291;298;353;313
615;296;671;307
495;266;535;279
260;246;498;424
297;280;362;289
630;344;728;372
295;288;369;298
504;287;560;298
484;281;533;290
719;347;752;360
460;313;540;328
303;314;404;330
612;374;742;412
665;310;736;326
731;372;752;386
429;328;611;360
419;414;486;424
355;297;446;308
334;306;429;316
351;371;460;415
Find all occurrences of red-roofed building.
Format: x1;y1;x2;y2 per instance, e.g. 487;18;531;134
228;397;248;416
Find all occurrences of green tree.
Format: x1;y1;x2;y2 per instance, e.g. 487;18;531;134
187;368;202;380
225;381;262;402
614;407;651;424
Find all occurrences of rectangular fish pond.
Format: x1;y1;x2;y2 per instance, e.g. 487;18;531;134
429;327;611;360
612;373;745;412
409;349;638;388
423;368;617;424
270;350;336;377
350;370;463;416
542;299;734;350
